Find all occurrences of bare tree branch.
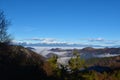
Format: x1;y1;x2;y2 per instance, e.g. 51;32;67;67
0;10;12;44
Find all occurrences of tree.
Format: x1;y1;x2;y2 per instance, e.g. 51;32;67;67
68;49;85;72
48;55;58;70
0;10;11;44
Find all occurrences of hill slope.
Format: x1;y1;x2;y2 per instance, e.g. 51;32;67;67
0;43;53;80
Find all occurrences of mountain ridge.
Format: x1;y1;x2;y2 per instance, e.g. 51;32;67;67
0;43;54;80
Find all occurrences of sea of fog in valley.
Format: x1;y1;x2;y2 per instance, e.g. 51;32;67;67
25;46;120;65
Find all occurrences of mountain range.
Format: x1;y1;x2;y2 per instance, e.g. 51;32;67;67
13;41;120;48
13;41;106;48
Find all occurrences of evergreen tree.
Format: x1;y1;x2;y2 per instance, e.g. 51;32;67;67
68;49;85;72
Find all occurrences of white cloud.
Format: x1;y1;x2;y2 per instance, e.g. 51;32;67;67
104;40;120;44
12;37;120;47
88;38;105;42
29;38;56;42
40;38;57;43
85;38;120;45
20;38;66;44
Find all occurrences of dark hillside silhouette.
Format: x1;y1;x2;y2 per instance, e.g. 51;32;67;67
0;43;54;80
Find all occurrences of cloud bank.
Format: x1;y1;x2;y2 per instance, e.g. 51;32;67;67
12;37;120;47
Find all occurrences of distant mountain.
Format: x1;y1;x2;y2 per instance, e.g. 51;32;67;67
32;47;120;58
14;41;104;48
81;47;120;54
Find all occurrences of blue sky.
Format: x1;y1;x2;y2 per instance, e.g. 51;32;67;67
1;0;120;46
